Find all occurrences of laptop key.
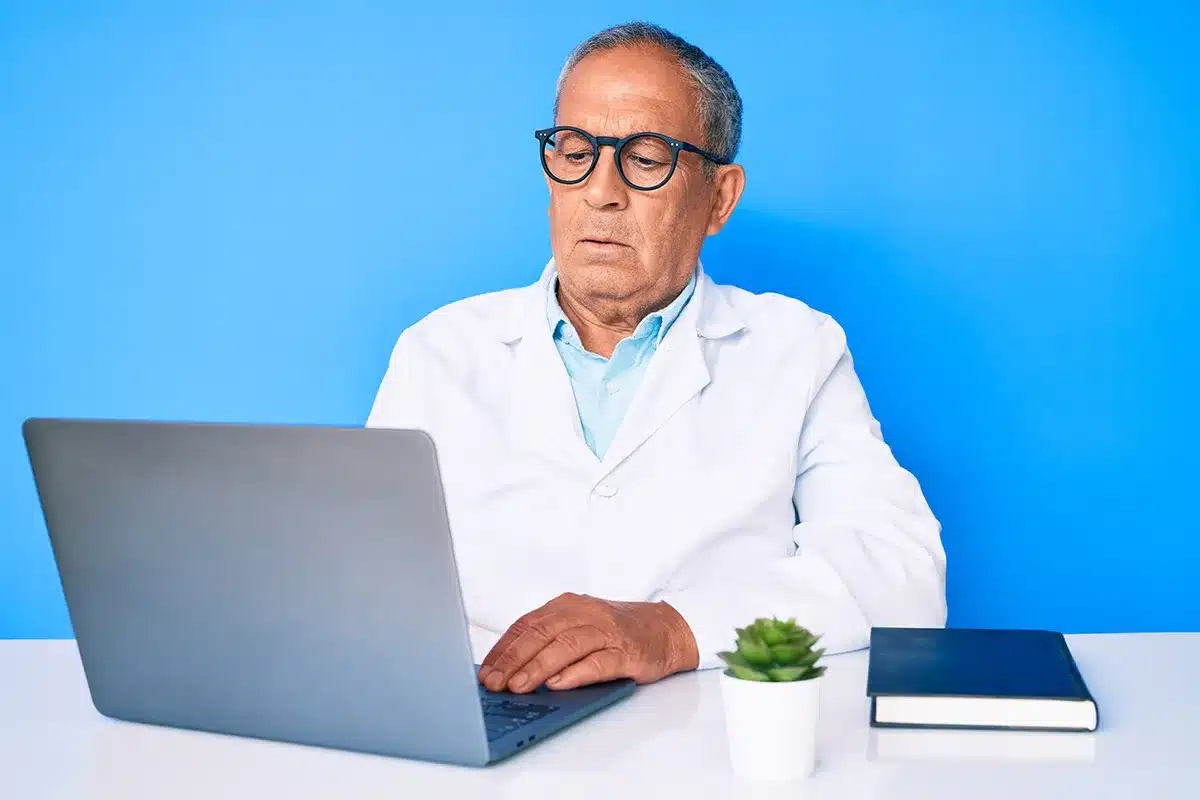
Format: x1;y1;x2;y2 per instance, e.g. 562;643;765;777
482;698;561;740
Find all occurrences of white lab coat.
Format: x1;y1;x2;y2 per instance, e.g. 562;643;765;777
366;260;947;667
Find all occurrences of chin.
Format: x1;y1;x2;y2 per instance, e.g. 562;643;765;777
573;265;642;299
561;254;642;297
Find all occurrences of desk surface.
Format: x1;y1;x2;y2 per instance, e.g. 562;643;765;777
2;633;1197;799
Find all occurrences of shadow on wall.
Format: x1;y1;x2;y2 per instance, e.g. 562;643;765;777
701;209;1021;625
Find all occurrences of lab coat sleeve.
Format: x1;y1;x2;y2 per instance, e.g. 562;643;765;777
657;316;947;669
365;330;421;429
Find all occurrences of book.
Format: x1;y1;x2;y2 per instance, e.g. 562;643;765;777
866;627;1099;732
867;727;1096;764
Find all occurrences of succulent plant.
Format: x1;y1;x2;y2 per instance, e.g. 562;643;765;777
717;617;826;682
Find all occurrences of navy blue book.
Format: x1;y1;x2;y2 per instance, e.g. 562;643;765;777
866;627;1098;732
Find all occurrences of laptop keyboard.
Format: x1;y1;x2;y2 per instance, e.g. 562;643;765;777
481;697;560;741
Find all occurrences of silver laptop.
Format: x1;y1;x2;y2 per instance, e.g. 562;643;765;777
22;418;634;766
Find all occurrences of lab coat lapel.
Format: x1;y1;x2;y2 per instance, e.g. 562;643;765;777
504;264;597;471
598;267;741;475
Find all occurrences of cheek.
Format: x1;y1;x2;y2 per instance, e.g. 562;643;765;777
632;197;684;252
548;192;575;240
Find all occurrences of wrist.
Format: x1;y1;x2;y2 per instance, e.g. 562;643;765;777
658;601;700;674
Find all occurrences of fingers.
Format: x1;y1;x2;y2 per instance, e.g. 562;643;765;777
477;596;588;692
546;649;625;691
479;624;549;692
504;625;608;693
479;622;532;674
478;605;558;690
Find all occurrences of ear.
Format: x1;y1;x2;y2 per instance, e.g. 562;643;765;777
705;164;746;236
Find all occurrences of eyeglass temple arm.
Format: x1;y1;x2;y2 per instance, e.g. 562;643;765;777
677;141;732;165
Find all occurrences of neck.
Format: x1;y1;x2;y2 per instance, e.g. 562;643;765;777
556;279;687;359
557;290;638;359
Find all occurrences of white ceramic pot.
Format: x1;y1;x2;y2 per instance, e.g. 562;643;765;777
719;670;822;781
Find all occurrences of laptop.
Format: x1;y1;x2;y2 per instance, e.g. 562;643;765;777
21;418;635;766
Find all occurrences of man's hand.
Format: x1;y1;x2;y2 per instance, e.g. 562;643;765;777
477;593;700;693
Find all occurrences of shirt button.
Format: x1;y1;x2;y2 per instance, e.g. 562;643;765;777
594;483;618;498
606;381;619;394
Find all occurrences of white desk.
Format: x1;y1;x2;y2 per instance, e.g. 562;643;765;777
2;633;1196;799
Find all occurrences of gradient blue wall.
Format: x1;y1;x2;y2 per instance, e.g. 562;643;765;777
2;2;1197;638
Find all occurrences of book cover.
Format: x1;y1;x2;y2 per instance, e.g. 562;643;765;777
866;627;1099;732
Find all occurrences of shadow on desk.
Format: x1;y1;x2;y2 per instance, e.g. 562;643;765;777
71;669;706;797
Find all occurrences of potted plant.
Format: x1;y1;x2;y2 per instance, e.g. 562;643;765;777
718;617;826;781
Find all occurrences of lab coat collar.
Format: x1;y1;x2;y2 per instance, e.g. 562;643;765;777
502;257;747;477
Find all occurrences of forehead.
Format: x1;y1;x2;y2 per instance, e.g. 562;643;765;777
555;45;702;142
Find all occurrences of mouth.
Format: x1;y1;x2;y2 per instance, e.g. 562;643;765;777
578;238;630;249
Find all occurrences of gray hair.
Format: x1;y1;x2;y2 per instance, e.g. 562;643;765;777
553;22;743;172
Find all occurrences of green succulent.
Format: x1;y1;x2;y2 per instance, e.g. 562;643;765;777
717;617;826;682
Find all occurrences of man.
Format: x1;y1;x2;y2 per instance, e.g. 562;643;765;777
366;23;946;694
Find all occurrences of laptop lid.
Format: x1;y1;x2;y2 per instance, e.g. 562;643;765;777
22;418;491;766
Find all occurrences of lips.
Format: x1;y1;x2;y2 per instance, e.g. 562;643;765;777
579;237;629;247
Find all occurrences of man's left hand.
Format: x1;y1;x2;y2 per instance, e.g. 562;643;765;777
477;593;700;693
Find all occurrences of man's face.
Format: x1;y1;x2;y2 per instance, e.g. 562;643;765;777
548;46;741;317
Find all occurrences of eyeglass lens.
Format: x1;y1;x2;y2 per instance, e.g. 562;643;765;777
542;130;675;189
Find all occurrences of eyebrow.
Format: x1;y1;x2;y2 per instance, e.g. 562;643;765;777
561;117;688;141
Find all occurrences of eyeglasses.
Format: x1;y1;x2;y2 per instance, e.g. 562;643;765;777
535;126;731;191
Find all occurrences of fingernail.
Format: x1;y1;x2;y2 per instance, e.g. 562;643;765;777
511;671;529;689
547;675;562;687
486;672;504;691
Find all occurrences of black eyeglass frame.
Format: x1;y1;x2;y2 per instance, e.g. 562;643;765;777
535;125;732;191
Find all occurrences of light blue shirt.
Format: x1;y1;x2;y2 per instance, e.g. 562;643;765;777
547;270;697;460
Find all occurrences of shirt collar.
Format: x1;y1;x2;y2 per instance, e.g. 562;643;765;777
545;268;698;348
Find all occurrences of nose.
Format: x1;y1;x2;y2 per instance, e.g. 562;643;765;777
582;146;629;210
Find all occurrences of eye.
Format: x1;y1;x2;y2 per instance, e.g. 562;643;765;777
628;155;665;168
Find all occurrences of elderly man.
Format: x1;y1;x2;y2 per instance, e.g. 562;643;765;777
366;23;946;694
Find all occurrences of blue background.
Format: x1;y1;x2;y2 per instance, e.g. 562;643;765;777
2;1;1197;638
